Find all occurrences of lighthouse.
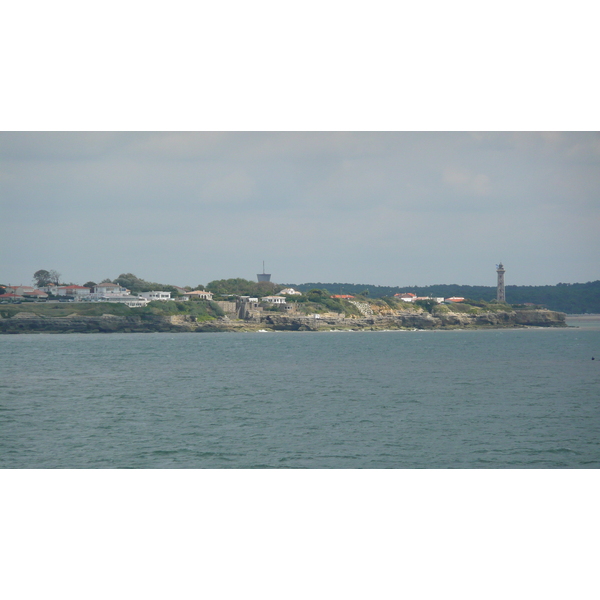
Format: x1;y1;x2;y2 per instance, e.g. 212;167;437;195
496;263;506;302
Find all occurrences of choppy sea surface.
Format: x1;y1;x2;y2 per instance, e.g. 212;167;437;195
2;316;599;468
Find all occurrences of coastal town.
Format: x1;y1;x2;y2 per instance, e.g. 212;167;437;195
0;264;478;308
0;265;568;333
0;281;467;309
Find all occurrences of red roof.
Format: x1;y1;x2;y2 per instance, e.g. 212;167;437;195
330;295;355;299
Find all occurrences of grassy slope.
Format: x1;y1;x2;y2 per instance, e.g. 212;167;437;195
0;300;221;321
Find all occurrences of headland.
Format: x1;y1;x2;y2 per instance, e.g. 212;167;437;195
0;305;566;334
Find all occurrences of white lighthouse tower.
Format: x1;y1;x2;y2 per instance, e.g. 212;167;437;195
496;263;506;302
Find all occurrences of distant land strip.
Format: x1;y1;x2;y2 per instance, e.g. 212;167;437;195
284;281;600;314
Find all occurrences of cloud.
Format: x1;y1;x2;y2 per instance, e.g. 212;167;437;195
442;167;492;196
1;132;599;287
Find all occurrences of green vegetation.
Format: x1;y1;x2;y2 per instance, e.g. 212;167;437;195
0;300;221;321
136;300;220;320
414;298;438;312
33;269;62;287
206;278;282;297
112;273;183;295
1;302;133;319
280;289;356;316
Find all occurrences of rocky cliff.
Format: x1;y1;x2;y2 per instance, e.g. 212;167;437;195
0;309;567;334
0;313;197;334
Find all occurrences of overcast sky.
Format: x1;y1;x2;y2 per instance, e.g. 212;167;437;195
1;131;599;288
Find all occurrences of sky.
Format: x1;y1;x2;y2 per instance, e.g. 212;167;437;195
1;131;599;289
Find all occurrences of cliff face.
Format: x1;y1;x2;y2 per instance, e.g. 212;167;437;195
257;309;567;331
0;309;566;334
0;313;197;334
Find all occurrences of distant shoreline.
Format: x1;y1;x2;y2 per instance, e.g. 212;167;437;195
0;309;567;334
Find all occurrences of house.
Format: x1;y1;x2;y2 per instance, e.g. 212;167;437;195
330;294;354;299
445;297;465;303
23;290;48;299
85;283;131;301
4;286;48;299
183;290;214;301
394;293;416;302
139;291;172;301
5;285;36;296
277;288;302;296
261;296;286;304
94;296;150;307
55;285;91;297
93;283;130;295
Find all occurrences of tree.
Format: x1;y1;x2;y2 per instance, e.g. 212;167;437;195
83;281;97;288
48;270;61;286
33;269;51;287
206;278;282;297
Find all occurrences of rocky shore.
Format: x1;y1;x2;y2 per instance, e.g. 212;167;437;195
0;308;567;334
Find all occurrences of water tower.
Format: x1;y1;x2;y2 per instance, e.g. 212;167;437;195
496;263;506;302
257;261;271;283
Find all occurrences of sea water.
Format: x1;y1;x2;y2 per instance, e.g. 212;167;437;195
1;317;599;468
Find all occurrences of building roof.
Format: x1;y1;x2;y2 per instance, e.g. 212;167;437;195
330;294;355;299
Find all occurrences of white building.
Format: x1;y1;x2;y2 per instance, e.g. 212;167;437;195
86;296;149;307
93;283;130;295
85;283;131;301
261;296;286;304
394;293;417;302
183;290;214;300
277;288;302;296
139;291;171;301
55;285;91;297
